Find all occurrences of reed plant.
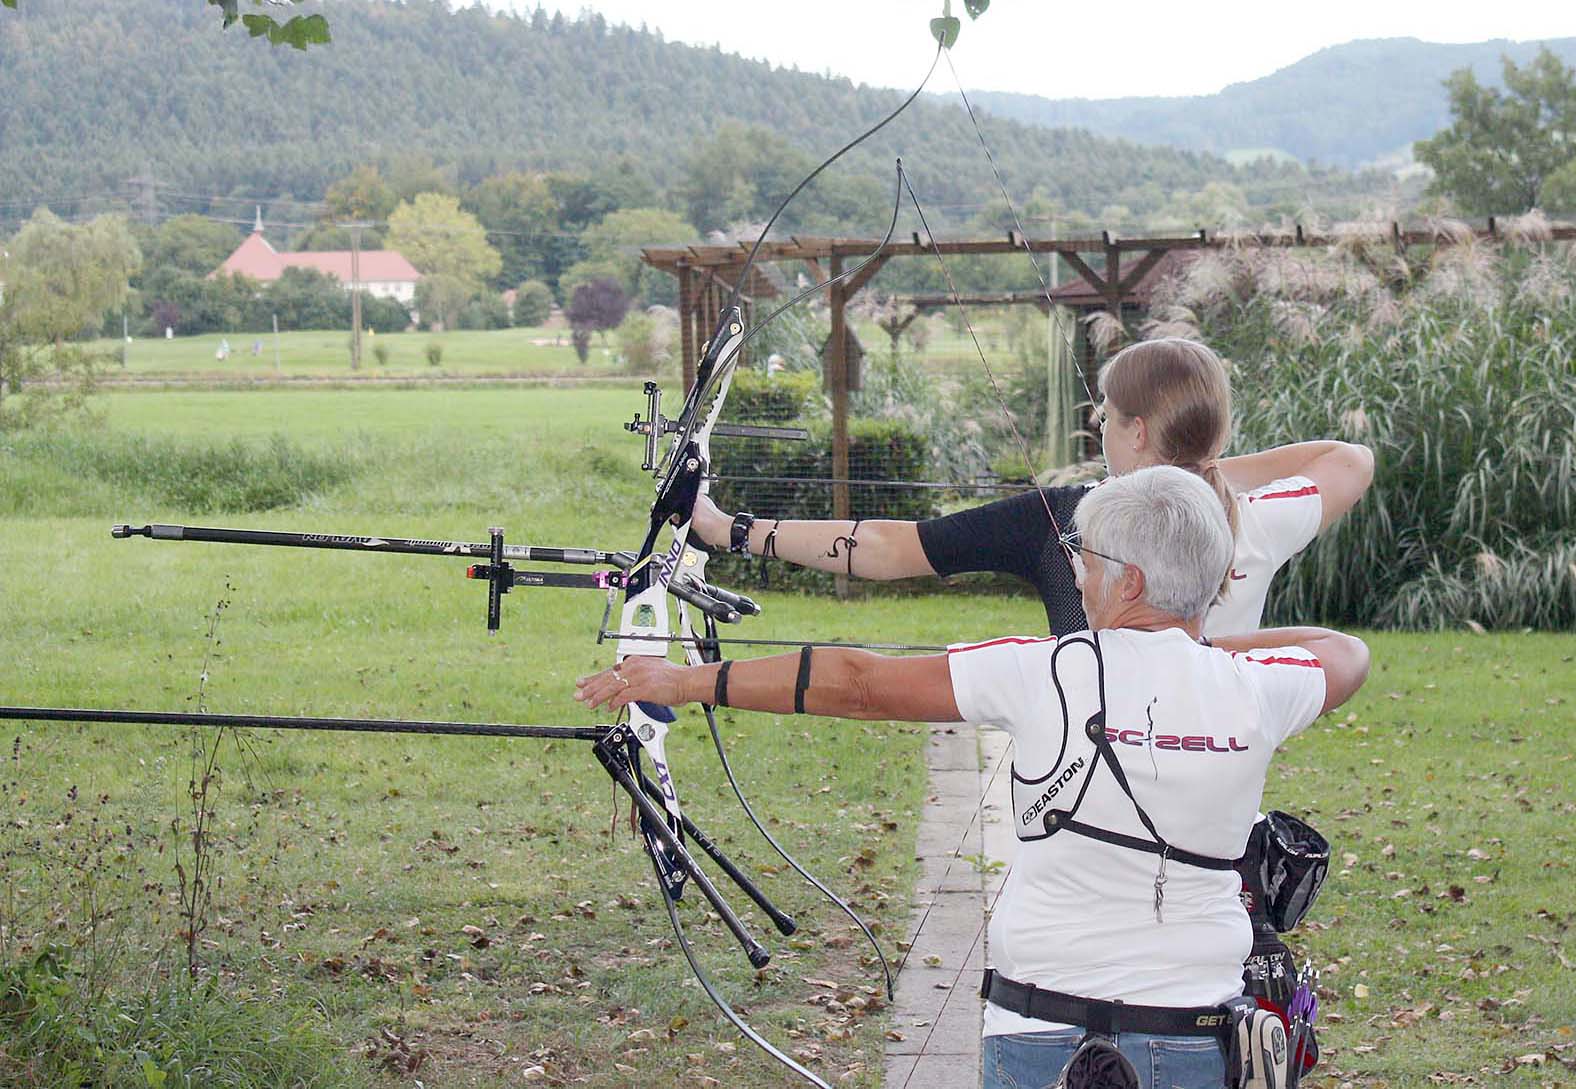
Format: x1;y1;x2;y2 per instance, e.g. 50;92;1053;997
1145;234;1576;629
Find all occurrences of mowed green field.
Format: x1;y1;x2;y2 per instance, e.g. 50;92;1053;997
1;386;1573;1088
84;325;626;381
78;315;1014;385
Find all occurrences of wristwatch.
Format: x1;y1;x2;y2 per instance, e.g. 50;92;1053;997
729;512;757;554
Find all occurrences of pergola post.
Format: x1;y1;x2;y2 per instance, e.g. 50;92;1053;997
827;255;851;600
678;263;697;392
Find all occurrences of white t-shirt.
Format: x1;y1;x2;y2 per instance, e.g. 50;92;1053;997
1205;476;1323;638
947;627;1326;1037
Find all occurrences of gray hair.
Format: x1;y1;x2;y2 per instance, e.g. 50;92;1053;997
1075;465;1233;621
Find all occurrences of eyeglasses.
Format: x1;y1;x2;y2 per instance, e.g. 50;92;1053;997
1057;528;1130;571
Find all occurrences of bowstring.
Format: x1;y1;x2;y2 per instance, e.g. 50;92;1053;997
900;168;1077;564
942;47;1097;410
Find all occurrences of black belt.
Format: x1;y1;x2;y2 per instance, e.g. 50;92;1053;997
981;969;1231;1038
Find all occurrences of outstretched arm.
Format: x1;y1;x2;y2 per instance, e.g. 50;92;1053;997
576;647;962;723
690;495;937;580
1212;626;1371;716
1220;441;1375;532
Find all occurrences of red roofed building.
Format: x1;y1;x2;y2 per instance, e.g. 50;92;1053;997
213;210;421;305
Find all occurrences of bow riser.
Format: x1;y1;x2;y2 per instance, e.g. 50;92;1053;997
613;308;747;898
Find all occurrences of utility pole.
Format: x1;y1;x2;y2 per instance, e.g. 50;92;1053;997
125;164;159;227
343;221;373;371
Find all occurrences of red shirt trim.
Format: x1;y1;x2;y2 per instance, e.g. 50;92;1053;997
1234;653;1322;668
1247;484;1319;503
948;634;1058;655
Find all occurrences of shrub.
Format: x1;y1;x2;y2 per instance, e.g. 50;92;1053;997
614;309;677;373
514;279;554;327
727;369;818;423
709;419;938;591
372;342;391;366
425;342;443;367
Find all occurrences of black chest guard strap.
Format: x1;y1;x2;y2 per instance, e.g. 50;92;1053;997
1043;632;1237;872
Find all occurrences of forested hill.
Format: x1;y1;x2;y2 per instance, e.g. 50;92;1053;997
967;37;1576;169
0;0;1381;234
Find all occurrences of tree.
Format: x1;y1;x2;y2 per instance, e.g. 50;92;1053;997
559;207;695;307
570;326;592;364
513;280;555;327
143;214;243;276
1;210;140;428
566;278;628;347
414;274;476;332
2;0;331;49
323;164;397;224
464;172;561;288
266;267;351;331
386;193;501;329
387;194;500;283
292;223;384;251
1414;47;1576;215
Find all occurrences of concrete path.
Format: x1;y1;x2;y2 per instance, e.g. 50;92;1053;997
883;723;1014;1089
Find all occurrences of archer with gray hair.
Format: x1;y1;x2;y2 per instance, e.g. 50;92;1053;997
577;465;1371;1089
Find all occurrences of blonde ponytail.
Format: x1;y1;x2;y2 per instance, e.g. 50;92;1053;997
1099;337;1237;538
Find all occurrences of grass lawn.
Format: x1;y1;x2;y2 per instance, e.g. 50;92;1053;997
76;315;1021;387
84;325;639;381
1;386;1572;1087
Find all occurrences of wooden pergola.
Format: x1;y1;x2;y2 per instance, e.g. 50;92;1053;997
642;219;1573;589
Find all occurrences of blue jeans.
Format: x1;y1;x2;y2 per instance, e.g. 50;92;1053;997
982;1029;1225;1089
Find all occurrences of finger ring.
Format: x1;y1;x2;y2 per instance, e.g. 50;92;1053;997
619;675;630;688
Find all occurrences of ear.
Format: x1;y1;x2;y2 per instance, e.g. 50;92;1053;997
1120;564;1146;603
1131;415;1149;452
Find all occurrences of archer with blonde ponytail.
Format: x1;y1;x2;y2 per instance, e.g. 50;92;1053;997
1095;336;1373;637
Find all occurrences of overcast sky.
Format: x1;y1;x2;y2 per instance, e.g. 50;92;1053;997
495;1;1574;99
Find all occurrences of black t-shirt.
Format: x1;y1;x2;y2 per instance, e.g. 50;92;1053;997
916;484;1091;637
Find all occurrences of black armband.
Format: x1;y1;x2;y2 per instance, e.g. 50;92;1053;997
794;645;813;714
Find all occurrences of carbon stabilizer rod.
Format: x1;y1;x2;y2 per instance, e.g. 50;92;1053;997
112;522;618;566
0;706;607;742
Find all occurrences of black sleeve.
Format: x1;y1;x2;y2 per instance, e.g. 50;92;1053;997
917;485;1092;637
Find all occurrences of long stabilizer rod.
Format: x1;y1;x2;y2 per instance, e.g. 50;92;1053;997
112;522;622;567
0;705;607;742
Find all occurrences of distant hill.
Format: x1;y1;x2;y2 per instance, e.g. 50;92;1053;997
966;37;1576;169
0;0;1392;238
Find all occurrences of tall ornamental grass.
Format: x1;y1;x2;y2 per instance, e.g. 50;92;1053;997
1145;221;1576;630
